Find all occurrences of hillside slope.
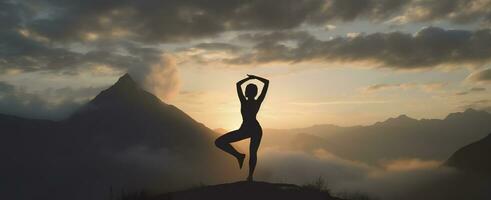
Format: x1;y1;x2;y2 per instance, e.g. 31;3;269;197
0;74;237;200
446;133;491;174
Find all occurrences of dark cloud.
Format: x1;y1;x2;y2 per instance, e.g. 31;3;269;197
4;0;491;45
222;27;491;69
2;0;491;77
455;87;486;96
0;1;181;103
0;27;180;100
467;68;491;83
470;87;486;92
16;0;329;43
460;99;491;112
0;81;15;92
403;0;491;24
364;84;401;93
194;43;241;52
0;29;157;73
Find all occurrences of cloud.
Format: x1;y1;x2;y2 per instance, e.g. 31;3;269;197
388;0;491;25
112;145;227;190
324;24;337;31
0;1;182;104
256;147;479;200
0;81;101;119
289;100;389;106
455;87;486;96
380;159;441;172
466;68;491;83
130;55;181;100
6;1;491;75
363;82;446;93
364;84;407;93
179;27;491;69
194;43;241;53
470;87;486;92
7;0;491;46
2;1;491;113
0;25;180;101
257;148;371;185
460;99;491;112
456;91;469;96
13;0;329;43
174;43;244;66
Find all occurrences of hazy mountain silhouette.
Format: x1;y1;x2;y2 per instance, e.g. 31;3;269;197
66;73;218;152
0;74;237;200
397;133;491;200
263;109;491;164
446;133;491;174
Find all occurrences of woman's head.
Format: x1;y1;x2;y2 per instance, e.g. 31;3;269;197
245;84;258;99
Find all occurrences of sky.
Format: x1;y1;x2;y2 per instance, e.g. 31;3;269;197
1;0;491;130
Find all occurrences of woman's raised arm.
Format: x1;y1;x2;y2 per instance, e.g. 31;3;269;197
247;74;269;103
236;76;252;103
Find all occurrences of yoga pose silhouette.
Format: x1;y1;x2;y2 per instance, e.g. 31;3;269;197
215;74;269;181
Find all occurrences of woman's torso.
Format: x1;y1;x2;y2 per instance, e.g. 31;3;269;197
240;100;261;131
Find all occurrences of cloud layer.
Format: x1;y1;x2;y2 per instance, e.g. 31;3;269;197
2;1;491;116
467;68;491;83
7;0;491;44
0;81;101;119
209;27;491;69
3;0;491;77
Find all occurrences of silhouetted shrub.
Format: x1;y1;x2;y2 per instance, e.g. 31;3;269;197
302;176;329;192
335;191;379;200
120;189;148;200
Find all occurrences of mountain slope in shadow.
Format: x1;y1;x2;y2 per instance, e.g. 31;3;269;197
0;74;238;200
148;181;345;200
446;133;491;174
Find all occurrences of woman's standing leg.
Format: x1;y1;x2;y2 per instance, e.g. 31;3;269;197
247;130;262;181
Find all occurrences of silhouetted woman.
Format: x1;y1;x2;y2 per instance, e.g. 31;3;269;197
215;74;269;181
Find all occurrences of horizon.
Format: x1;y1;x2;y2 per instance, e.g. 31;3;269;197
3;72;488;130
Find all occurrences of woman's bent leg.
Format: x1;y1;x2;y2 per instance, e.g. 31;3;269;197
247;131;262;181
215;130;248;168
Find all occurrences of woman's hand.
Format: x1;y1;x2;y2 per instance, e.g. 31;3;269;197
247;74;268;82
247;74;260;79
237;75;253;85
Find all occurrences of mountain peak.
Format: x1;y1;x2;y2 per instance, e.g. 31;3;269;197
396;114;411;120
113;73;138;90
79;73;167;110
464;108;478;113
69;72;173;121
381;114;417;125
445;108;491;120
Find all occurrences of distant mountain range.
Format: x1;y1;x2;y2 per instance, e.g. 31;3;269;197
0;74;238;200
262;109;491;164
